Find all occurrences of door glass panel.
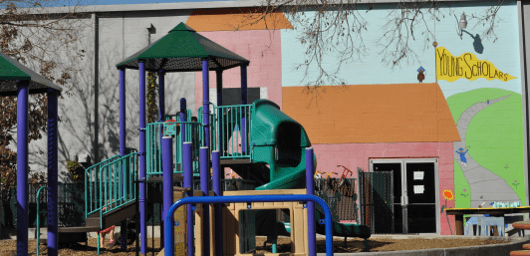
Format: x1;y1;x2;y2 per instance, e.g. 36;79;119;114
374;163;400;233
406;162;436;233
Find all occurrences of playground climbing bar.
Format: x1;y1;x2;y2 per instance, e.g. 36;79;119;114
165;195;334;256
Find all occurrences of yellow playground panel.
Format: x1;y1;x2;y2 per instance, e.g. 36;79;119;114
222;189;309;256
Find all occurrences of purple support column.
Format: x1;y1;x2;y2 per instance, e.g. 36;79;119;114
162;136;173;249
119;68;126;156
180;98;187;139
119;67;128;250
212;151;222;256
202;59;210;149
240;65;247;154
216;70;223;155
200;147;210;256
159;70;166;247
16;80;29;256
139;61;147;254
305;148;316;256
216;70;222;106
183;142;194;256
47;89;59;256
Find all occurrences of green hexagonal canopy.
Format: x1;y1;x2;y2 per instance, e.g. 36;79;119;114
0;51;61;96
116;22;250;72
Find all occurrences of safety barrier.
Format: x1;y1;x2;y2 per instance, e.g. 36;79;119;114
84;155;121;219
165;195;333;256
214;104;252;159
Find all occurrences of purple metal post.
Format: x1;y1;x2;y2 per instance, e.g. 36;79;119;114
212;151;222;256
240;65;247;154
47;89;59;256
183;142;194;256
180;98;187;139
159;70;166;248
162;136;173;248
306;148;316;256
139;61;147;254
119;67;128;250
216;70;222;106
200;147;210;256
119;68;126;156
202;59;210;149
16;81;29;256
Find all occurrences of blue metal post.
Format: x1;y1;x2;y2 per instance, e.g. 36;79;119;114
47;89;59;256
212;151;222;256
139;61;147;254
306;148;316;256
183;142;194;256
200;147;210;256
119;67;126;156
202;59;210;149
165;195;334;256
240;65;247;154
16;80;29;256
162;136;173;248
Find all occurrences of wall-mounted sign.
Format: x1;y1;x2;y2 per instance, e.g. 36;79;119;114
414;185;425;194
413;171;424;180
436;47;516;82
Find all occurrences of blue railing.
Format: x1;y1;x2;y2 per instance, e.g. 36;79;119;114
85;155;121;219
165;195;333;256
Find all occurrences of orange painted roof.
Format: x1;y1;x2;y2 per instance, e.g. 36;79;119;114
282;83;461;144
186;8;293;31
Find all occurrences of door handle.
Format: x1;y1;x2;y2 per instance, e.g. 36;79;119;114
401;196;408;206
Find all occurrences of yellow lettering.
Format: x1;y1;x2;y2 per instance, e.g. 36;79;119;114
436;46;516;82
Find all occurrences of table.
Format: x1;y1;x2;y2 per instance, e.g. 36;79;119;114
445;206;530;235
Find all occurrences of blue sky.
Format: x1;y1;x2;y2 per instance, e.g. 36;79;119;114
94;0;222;5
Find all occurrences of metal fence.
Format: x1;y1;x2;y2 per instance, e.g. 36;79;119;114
358;169;394;234
277;178;358;223
1;183;85;228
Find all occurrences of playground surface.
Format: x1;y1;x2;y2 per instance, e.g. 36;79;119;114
0;236;509;255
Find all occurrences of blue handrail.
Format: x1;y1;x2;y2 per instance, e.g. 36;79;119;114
164;195;333;256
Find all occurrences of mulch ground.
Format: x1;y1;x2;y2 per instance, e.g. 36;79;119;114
0;236;510;255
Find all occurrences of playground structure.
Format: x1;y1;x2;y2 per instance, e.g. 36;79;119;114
11;22;370;256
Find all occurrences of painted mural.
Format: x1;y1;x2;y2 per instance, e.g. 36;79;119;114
184;0;525;235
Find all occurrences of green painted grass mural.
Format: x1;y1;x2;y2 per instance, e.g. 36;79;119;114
447;88;525;206
446;88;512;124
453;159;471;208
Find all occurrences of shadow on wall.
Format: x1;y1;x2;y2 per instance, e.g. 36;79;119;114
462;30;484;54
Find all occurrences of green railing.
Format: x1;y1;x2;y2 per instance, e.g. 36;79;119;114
146;121;201;178
85;155;121;219
214;104;252;159
98;153;138;226
84;153;138;223
36;186;47;256
164;109;193;121
198;105;217;148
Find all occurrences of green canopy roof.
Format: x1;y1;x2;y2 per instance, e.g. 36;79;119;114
116;22;250;72
0;51;61;96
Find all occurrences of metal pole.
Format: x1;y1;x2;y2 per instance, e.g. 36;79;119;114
119;67;128;250
240;65;247;154
216;70;223;155
16;80;29;256
306;148;316;256
180;98;187;139
202;59;210;149
162;136;173;249
47;89;59;256
200;147;210;256
139;60;147;254
159;70;166;248
165;195;334;256
212;151;222;256
183;142;194;256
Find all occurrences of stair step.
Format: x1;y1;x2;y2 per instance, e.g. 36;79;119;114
511;251;530;256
